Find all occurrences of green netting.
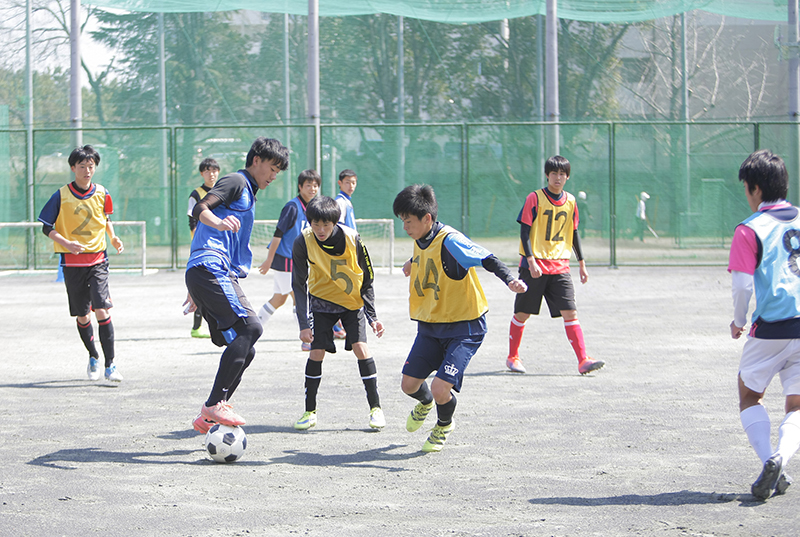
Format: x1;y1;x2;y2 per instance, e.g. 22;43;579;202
83;0;789;23
3;120;800;269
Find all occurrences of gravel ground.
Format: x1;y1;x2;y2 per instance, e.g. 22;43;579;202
1;265;798;536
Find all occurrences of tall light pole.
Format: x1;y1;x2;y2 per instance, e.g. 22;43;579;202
545;0;559;157
70;0;82;148
308;0;320;171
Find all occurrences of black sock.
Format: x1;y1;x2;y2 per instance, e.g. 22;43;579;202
408;383;433;406
436;392;457;426
77;320;99;358
192;309;203;330
98;317;115;368
358;358;380;409
304;359;323;412
206;317;262;406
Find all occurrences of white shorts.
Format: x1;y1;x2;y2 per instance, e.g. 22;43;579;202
272;270;293;296
739;337;800;396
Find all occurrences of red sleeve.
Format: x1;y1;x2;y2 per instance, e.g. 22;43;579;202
517;191;538;226
104;189;114;216
573;202;579;230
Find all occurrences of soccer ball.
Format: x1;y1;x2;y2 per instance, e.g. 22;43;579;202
204;424;247;463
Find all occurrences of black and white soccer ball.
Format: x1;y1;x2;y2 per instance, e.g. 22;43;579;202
204;424;247;463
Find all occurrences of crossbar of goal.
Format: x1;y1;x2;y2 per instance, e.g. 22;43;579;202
252;218;395;273
0;221;147;276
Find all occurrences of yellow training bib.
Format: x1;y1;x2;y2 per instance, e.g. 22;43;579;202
304;226;365;311
519;190;575;260
53;184;108;254
409;225;488;323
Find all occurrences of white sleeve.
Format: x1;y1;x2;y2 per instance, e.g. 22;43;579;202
187;197;197;217
731;270;754;328
335;197;347;223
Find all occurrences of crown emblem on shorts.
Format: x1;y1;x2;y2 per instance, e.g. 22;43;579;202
444;364;459;376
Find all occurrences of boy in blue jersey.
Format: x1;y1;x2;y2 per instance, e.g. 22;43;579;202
184;137;289;433
393;184;527;452
335;169;358;231
291;196;386;431
38;145;125;383
256;170;322;349
729;149;800;500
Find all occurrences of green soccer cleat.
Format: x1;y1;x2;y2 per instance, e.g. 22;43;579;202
294;410;317;430
422;422;455;453
369;407;386;429
191;327;210;339
406;401;434;432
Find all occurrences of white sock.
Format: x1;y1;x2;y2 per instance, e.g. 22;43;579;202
776;411;800;464
258;303;276;324
741;405;773;464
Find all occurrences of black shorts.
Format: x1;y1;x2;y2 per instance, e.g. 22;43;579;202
310;309;367;354
514;268;576;318
63;260;113;316
185;265;257;347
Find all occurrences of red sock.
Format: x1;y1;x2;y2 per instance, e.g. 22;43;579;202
509;316;525;358
564;319;587;363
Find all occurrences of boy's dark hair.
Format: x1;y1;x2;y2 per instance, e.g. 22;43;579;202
199;158;220;173
393;184;438;221
306;195;341;224
544;155;570;177
739;149;788;202
339;169;357;182
298;169;322;189
245;137;290;170
68;145;101;167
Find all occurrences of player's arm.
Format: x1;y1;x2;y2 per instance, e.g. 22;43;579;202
38;191;83;254
105;219;124;254
443;234;526;294
193;175;245;232
572;230;587;284
258;234;281;275
728;224;759;339
518;193;541;278
730;271;753;339
188;195;199;232
356;236;384;337
291;235;313;342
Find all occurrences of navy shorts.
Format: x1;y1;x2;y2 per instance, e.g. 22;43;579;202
185;265;256;347
402;333;484;392
514;268;576;318
311;309;367;354
63;260;113;316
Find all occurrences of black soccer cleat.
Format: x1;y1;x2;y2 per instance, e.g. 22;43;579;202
751;454;783;500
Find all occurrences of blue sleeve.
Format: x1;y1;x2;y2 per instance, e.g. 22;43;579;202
38;190;62;226
275;202;298;235
443;233;492;269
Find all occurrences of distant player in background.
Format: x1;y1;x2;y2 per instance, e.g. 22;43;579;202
729;149;800;500
186;157;220;338
291;196;386;431
257;170;321;350
331;168;360;339
635;191;650;241
38;145;125;383
335;169;358;231
506;155;604;376
394;184;526;452
185;137;289;433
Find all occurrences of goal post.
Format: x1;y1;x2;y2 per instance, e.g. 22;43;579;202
0;221;147;275
252;218;395;273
